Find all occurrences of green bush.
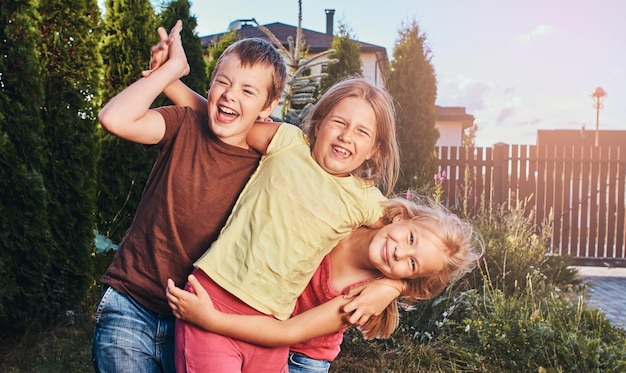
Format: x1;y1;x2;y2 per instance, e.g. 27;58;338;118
334;201;626;372
464;199;580;295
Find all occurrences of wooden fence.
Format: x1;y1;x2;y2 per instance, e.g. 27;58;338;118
436;144;626;265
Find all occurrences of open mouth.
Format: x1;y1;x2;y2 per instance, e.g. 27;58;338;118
332;145;351;158
218;105;239;120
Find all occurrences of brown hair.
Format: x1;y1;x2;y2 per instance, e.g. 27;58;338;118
211;38;287;107
301;77;400;196
359;196;484;339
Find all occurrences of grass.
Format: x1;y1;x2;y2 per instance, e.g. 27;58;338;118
0;277;102;372
0;308;94;372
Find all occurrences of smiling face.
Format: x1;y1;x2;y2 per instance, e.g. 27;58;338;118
369;219;447;280
207;54;277;148
310;97;379;177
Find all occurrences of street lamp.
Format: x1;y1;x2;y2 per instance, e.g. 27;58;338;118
591;86;607;147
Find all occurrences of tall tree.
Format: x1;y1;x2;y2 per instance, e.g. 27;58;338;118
0;0;56;332
386;19;438;192
97;0;158;242
38;0;103;313
319;21;362;95
156;0;207;105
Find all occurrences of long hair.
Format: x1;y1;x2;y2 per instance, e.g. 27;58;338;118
301;77;400;196
359;196;484;339
211;38;287;107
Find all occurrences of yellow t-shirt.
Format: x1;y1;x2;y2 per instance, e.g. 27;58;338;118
195;124;386;320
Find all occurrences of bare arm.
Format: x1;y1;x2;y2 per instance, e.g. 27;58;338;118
163;80;207;114
148;38;274;141
98;20;188;145
167;275;353;347
341;278;404;325
246;121;281;154
141;23;206;113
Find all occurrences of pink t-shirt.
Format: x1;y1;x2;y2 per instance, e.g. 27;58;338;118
289;255;374;361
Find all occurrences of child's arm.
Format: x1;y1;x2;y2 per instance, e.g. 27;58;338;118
144;28;279;149
142;24;208;114
341;278;405;325
246;121;280;154
163;80;207;114
167;275;358;346
98;20;188;145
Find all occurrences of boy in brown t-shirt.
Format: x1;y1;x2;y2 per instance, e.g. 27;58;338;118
92;21;287;373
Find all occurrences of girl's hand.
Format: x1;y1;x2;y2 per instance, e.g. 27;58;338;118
341;278;403;325
166;274;216;329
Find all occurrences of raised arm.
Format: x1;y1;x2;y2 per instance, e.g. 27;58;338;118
145;29;276;142
246;121;280;154
167;275;353;347
141;22;206;113
98;20;188;145
163;80;207;114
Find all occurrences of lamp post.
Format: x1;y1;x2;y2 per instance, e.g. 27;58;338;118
591;86;607;147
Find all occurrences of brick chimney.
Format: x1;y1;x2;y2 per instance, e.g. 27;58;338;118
325;9;335;35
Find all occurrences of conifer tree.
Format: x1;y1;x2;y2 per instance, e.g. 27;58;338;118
386;19;438;192
38;0;103;311
0;0;56;332
156;0;207;105
319;21;362;95
97;0;158;242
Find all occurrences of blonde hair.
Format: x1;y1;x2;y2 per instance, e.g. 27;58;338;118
211;38;287;107
301;77;400;196
360;196;484;339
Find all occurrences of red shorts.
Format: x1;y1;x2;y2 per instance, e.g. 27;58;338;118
175;268;289;373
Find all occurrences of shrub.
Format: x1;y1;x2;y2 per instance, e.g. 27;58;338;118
334;200;626;372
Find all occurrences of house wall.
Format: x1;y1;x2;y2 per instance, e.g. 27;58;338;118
361;52;384;87
436;121;463;147
300;51;382;88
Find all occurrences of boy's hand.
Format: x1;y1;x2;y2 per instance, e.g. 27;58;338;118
142;26;171;77
142;20;189;78
341;278;403;325
166;274;216;328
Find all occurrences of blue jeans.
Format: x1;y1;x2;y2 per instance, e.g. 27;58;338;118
288;352;331;373
92;285;176;373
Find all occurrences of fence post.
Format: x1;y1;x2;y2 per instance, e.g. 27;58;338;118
492;143;509;207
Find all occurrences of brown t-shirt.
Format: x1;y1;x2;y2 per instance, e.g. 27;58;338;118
101;106;261;315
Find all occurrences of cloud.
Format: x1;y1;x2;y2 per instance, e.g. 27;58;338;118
496;107;515;125
437;74;492;111
514;117;541;128
518;24;553;44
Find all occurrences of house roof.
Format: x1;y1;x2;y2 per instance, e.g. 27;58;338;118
200;21;389;73
435;106;475;129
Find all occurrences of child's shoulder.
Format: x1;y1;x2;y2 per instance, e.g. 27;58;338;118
266;122;305;149
277;122;301;135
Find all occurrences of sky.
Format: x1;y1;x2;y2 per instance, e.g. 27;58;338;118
186;0;625;147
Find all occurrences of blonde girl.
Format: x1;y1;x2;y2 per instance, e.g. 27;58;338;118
168;196;484;372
